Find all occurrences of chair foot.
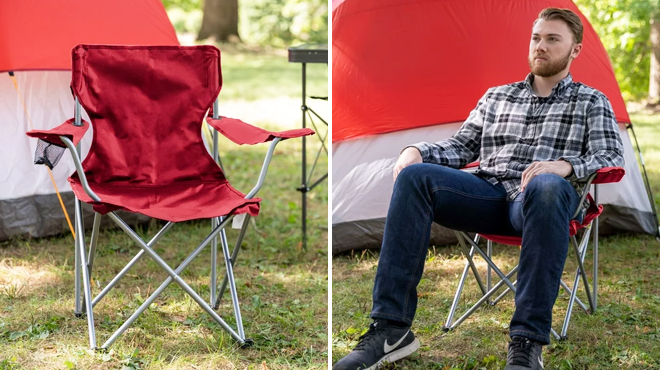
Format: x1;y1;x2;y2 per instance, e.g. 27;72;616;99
442;326;451;333
95;347;108;353
559;335;568;341
240;338;255;348
74;312;84;318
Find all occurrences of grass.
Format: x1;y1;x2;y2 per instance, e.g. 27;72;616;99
0;46;328;370
219;45;328;102
331;111;660;369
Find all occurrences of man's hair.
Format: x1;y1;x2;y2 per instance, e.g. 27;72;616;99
535;8;583;43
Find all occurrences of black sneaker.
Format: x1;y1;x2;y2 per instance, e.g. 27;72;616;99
505;336;544;369
333;320;420;370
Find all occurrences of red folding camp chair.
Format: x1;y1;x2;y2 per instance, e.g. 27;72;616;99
443;166;624;340
27;44;314;350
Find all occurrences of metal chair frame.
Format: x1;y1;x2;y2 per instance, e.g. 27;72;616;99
443;172;602;341
64;97;281;350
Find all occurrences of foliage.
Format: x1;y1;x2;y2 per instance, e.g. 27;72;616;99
574;0;660;101
240;0;328;47
166;7;203;34
161;0;328;47
161;0;201;12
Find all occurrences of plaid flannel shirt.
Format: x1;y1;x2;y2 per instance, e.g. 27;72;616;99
411;73;624;201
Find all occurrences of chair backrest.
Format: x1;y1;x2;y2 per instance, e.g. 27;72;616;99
71;44;224;185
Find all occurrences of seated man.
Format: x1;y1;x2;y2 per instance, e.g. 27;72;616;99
333;7;624;370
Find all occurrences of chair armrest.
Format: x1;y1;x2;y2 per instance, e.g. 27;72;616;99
460;161;480;173
206;116;314;145
26;118;90;146
591;167;625;184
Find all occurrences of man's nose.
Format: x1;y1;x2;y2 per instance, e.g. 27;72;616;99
535;40;547;52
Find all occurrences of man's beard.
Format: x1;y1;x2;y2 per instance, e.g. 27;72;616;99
528;49;572;77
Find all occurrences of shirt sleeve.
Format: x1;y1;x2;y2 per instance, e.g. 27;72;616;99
560;92;624;181
405;89;490;168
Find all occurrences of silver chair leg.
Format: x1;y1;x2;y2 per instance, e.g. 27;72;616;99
81;213;102;312
215;215;251;308
75;199;96;349
92;222;174;308
87;212;102;274
559;280;588;313
445;232;518;331
444;246;475;330
74;210;82;317
492;280;516;305
456;232;488;295
220;223;245;339
445;265;519;331
211;216;219;306
212;216;231;306
593;185;599;311
486;240;492;304
561;230;594;338
102;213;248;349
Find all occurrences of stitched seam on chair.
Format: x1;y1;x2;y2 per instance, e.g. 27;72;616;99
84;180;232;188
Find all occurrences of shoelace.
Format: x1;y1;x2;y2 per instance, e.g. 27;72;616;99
354;322;387;352
508;337;534;366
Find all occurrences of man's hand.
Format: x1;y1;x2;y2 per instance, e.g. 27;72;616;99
393;147;423;181
520;160;573;192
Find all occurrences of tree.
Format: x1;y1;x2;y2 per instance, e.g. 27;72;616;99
198;0;240;42
650;10;660;104
575;0;660;102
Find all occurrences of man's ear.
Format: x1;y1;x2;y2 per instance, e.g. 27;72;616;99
572;43;583;59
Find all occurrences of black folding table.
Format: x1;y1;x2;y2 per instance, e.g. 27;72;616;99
287;43;328;249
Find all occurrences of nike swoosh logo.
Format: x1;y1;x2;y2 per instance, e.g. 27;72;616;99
383;330;409;354
538;355;544;368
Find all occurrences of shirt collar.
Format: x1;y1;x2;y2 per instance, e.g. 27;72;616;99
524;73;573;97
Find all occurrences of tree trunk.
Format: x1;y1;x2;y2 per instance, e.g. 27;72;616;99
649;11;660;104
197;0;240;42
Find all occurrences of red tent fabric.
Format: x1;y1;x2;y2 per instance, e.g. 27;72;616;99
0;0;178;72
332;0;630;143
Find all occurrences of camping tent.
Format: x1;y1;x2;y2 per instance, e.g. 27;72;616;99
0;0;179;240
332;0;659;254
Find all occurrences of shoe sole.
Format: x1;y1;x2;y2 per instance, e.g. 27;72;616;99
361;338;421;370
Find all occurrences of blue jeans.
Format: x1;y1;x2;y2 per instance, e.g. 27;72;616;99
371;163;581;344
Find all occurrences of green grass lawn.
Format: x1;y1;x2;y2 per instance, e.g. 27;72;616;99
0;47;328;370
332;112;660;369
219;46;328;102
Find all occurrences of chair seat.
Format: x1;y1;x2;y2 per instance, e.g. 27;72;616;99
481;202;603;246
69;178;260;222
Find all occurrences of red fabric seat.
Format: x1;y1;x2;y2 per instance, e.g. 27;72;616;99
70;179;259;222
478;167;623;246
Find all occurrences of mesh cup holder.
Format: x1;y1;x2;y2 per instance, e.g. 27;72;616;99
34;139;66;170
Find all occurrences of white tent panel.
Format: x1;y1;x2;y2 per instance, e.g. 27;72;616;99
598;128;651;212
1;71;91;201
333;123;462;224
